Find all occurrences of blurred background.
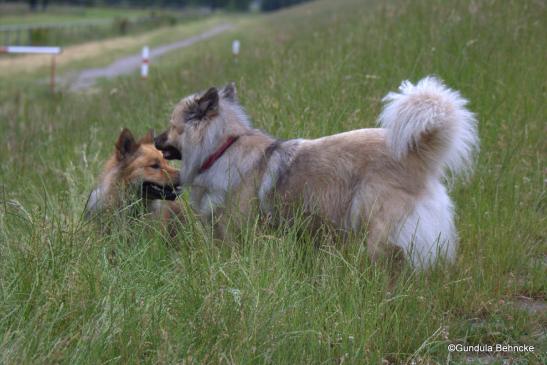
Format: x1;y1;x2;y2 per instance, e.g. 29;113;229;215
0;0;310;46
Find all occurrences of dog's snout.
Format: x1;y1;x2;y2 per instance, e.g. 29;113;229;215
154;130;182;160
154;131;167;149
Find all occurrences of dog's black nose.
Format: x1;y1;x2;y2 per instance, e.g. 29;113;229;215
154;131;182;160
154;131;167;149
161;146;182;160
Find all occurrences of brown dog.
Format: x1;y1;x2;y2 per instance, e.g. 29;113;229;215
155;77;478;268
85;128;185;233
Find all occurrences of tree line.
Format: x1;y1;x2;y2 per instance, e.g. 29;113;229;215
22;0;313;12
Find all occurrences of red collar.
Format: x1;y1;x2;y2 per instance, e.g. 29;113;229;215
198;135;240;174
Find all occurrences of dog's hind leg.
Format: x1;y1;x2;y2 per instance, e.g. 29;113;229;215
366;219;404;265
350;188;406;266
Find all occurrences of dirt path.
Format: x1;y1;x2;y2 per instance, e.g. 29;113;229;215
67;23;234;91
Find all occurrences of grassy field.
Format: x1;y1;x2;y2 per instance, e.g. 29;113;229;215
0;0;545;363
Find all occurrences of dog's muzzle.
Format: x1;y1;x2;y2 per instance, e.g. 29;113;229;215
141;182;182;201
160;146;182;160
154;132;182;160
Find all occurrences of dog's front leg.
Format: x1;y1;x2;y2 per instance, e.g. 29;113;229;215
195;206;231;244
191;188;233;244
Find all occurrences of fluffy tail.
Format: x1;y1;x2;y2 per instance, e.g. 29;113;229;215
378;76;479;179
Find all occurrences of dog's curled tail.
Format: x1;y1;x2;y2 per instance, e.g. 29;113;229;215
378;76;479;179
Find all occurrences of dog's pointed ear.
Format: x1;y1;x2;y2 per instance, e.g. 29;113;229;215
115;128;138;160
196;87;219;118
139;129;154;144
221;82;237;102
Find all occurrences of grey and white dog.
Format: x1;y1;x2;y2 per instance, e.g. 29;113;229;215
155;77;478;268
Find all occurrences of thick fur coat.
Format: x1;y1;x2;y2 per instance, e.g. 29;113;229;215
155;77;479;267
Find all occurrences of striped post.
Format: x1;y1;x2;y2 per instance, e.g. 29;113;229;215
141;46;149;79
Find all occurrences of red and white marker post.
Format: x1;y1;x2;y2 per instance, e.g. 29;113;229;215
0;46;62;93
141;46;149;80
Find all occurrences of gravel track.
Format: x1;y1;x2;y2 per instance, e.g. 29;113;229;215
68;23;234;91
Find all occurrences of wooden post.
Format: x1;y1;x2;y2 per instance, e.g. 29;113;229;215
50;55;56;94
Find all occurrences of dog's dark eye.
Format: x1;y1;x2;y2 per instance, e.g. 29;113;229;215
150;163;160;169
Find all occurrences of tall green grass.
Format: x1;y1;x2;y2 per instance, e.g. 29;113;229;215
0;0;545;363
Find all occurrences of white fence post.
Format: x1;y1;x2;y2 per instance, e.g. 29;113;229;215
232;40;240;57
